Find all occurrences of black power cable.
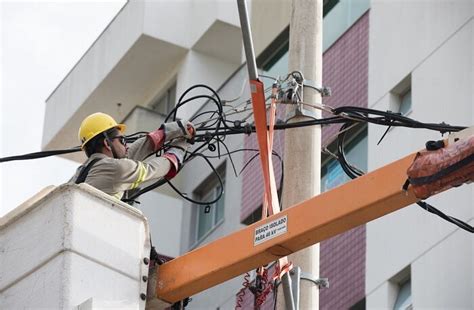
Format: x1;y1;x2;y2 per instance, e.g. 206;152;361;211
123;151;225;205
0;131;147;163
124;84;231;204
334;123;473;234
0;146;82;163
2;107;464;164
336;121;364;179
332;106;466;133
1;83;472;235
417;201;473;233
166;152;225;205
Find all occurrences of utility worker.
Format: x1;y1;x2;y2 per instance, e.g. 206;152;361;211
70;112;194;200
71;112;194;308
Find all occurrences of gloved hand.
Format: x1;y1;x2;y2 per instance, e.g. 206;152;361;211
164;137;190;167
160;119;195;142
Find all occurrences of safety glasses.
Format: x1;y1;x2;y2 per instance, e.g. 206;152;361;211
113;136;127;146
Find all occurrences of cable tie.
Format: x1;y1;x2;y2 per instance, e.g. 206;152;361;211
439;122;449;135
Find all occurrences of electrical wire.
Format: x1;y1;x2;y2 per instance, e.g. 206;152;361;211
0;147;82;163
334;122;473;234
332;106;466;133
1;82;472;235
417;201;473;233
336;122;365;179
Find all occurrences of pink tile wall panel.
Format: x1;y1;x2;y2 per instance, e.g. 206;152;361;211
322;12;369;147
319;12;368;309
320;226;366;309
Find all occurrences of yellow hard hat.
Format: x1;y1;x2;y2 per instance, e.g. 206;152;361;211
78;112;126;148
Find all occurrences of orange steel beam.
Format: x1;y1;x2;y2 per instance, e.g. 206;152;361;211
156;153;421;303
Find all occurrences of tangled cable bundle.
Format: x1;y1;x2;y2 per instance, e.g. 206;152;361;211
1;78;472;227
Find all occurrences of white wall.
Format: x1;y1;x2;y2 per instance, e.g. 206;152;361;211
412;229;472;308
43;0;146;154
177;50;240;121
136;191;183;258
367;1;473;308
368;0;472;108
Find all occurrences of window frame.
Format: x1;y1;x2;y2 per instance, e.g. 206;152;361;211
321;125;368;192
390;266;412;310
150;80;177;116
389;74;412;117
190;164;226;248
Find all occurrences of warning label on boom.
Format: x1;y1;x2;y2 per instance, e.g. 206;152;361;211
254;215;288;246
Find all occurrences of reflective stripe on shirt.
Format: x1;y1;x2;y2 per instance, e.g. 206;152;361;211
131;161;147;189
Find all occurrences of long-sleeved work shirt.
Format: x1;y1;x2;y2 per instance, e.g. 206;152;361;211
69;135;174;200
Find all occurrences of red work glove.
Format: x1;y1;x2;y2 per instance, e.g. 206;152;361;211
163;138;191;179
147;120;195;152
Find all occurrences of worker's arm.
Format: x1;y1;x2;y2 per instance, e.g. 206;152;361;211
77;154;174;199
113;156;172;193
111;138;189;195
127;120;194;161
127;136;155;161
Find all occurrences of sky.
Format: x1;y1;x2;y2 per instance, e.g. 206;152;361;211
0;0;126;216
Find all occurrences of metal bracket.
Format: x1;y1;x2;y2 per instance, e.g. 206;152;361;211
279;81;300;105
283;77;330;121
280;266;329;310
291;105;319;120
303;79;332;97
301;272;329;288
284;82;319;121
281;267;299;310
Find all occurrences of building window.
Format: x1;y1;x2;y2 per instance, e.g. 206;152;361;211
193;165;226;245
391;266;412;310
349;297;366;310
322;127;368;192
390;75;412;116
399;89;412;116
394;279;412;310
242;206;263;225
151;81;177;116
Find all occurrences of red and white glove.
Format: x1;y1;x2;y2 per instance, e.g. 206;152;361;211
148;120;194;152
163;138;191;179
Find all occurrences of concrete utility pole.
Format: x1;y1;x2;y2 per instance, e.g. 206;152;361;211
278;0;322;309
